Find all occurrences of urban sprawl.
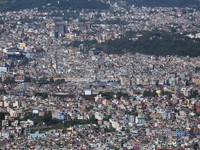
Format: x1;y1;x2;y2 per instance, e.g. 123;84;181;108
0;2;200;149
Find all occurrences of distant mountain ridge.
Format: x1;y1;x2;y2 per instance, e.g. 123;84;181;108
1;0;200;12
0;0;109;12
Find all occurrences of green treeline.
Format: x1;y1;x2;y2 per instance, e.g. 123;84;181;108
143;90;158;97
99;91;129;100
1;0;200;12
125;0;200;8
89;30;200;57
0;0;109;12
64;115;97;128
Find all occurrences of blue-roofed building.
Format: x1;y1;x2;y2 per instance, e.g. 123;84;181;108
176;129;185;137
29;131;45;138
106;82;116;85
136;95;144;101
0;67;7;73
25;52;32;57
137;118;146;124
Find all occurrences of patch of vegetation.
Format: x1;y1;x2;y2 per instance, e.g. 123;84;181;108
143;90;158;97
188;90;199;99
125;111;138;116
54;79;65;85
77;30;200;57
38;77;50;85
0;0;109;12
195;66;200;72
125;0;200;9
99;91;129;100
0;89;7;94
64;115;97;128
35;92;49;99
3;77;15;84
161;91;172;99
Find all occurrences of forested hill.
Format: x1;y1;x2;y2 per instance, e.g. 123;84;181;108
1;0;200;12
124;0;200;9
0;0;109;12
80;31;200;57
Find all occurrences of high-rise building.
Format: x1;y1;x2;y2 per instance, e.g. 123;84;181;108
54;31;59;38
55;24;66;34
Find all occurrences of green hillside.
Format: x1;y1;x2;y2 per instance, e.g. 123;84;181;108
0;0;109;12
124;0;200;8
75;30;200;57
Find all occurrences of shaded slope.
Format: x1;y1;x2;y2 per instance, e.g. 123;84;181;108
0;0;109;11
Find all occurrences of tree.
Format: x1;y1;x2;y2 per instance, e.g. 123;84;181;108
34;111;52;125
34;117;44;125
64;115;97;128
3;77;15;84
86;115;97;124
35;92;48;99
24;76;32;82
105;127;116;133
152;91;158;97
0;0;110;12
54;79;65;84
143;90;158;97
137;84;143;87
0;89;7;94
188;90;199;99
195;66;200;72
99;92;114;100
50;77;54;83
23;112;32;120
161;91;172;99
38;77;49;85
83;30;200;57
143;90;152;97
43;111;52;124
116;92;129;100
0;112;8;120
84;96;93;101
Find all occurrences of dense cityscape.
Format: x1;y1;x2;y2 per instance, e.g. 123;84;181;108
0;0;200;149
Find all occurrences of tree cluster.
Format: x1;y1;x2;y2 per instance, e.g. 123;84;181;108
3;77;15;84
21;111;52;125
0;0;109;12
143;90;158;97
35;92;49;99
85;30;200;57
24;76;34;82
195;67;200;72
54;79;65;84
0;89;7;94
126;0;200;9
99;91;129;100
64;115;97;128
188;90;199;99
38;77;50;85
